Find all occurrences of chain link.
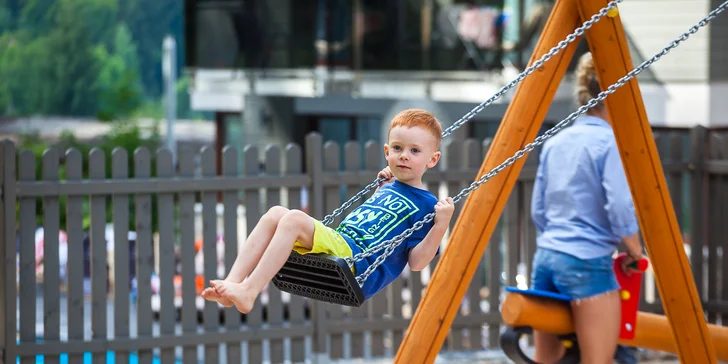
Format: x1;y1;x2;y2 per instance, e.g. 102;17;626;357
349;0;727;285
320;0;623;227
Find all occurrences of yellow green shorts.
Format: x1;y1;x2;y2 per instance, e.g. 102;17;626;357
292;219;355;273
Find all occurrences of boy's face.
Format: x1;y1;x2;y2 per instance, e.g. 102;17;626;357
383;125;441;186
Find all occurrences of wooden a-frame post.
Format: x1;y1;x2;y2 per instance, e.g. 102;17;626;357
394;0;717;363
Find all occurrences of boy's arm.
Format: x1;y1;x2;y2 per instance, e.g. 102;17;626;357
408;198;455;271
408;222;448;271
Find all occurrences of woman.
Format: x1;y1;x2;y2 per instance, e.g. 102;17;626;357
529;51;645;364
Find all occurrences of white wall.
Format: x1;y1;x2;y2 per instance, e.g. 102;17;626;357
617;1;728;127
619;0;711;83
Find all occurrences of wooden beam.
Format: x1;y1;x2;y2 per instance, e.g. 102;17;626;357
393;0;582;362
576;1;717;362
501;293;728;362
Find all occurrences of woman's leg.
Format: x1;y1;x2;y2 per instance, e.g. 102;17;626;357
201;206;289;305
212;209;316;313
530;248;567;363
553;252;622;364
533;331;566;364
571;290;621;364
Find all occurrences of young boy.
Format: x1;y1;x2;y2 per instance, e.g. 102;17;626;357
202;109;455;313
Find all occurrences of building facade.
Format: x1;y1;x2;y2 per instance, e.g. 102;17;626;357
184;0;728;161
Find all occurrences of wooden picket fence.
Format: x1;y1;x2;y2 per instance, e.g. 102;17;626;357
0;126;726;364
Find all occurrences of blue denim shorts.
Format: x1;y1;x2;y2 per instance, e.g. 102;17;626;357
530;247;620;301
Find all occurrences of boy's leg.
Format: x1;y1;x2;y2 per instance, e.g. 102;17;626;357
212;209;316;313
225;206;291;282
201;205;289;306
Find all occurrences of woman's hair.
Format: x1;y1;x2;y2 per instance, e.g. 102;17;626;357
575;52;604;110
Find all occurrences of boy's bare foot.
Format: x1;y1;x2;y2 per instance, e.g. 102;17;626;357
210;280;257;314
200;286;234;307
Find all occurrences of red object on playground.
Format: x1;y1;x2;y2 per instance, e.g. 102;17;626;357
613;253;650;340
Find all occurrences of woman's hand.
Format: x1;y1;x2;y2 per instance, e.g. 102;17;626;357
620;252;646;276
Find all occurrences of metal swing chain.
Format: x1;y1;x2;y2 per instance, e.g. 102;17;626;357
320;0;623;227
348;0;728;286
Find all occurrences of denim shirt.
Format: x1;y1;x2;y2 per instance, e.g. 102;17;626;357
531;115;639;259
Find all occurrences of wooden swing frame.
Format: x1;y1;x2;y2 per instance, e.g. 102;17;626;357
394;0;719;363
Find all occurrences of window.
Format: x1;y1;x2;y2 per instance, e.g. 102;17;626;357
184;0;573;72
186;0;317;69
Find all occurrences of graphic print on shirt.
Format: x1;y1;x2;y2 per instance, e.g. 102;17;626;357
339;189;419;250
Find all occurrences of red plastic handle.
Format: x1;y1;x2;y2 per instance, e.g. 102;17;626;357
627;257;650;271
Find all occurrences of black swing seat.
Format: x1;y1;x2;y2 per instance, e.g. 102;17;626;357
271;251;366;307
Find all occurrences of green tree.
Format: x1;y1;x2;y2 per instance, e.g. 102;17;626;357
0;0;120;116
0;0;189;119
17;0;55;35
0;31;54;115
0;1;14;34
93;23;144;121
45;0;117;115
118;0;183;99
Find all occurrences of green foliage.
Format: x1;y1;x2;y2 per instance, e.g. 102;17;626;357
44;0;118;115
17;0;56;35
0;3;11;34
0;31;54;115
0;0;121;116
93;24;144;121
0;0;189;118
116;0;183;99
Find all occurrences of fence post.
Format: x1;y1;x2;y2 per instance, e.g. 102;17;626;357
306;132;324;219
0;141;17;364
305;132;329;363
689;125;708;299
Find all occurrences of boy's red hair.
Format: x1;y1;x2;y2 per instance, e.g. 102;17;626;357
388;109;443;148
